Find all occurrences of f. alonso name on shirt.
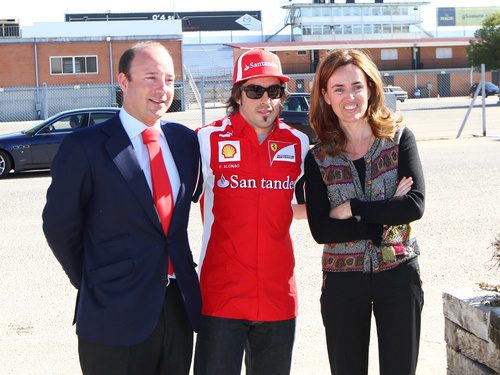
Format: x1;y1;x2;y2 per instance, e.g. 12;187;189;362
217;174;295;190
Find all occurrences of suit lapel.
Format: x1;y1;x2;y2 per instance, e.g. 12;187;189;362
102;116;163;234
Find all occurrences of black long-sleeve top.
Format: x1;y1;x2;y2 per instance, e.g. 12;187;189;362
305;127;425;245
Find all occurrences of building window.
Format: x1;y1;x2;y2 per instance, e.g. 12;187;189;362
312;25;323;35
353;24;363;34
436;48;452;59
297;50;308;56
342;7;353;16
301;7;312;17
381;49;398;60
321;7;331;17
50;56;98;75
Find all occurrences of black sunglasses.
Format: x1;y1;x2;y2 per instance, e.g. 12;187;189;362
240;84;285;100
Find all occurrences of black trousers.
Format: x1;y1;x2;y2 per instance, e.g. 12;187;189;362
78;280;193;375
321;259;424;375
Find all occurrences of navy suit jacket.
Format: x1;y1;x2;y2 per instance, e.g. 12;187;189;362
42;114;201;346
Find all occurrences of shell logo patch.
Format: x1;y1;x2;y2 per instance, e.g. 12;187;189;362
222;144;237;158
218;141;241;162
268;141;296;164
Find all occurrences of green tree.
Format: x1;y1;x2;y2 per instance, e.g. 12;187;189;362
467;12;500;70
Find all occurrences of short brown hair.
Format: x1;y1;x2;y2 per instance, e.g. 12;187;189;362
309;49;401;155
118;41;170;81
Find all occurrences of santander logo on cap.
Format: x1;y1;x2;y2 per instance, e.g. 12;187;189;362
244;61;279;71
233;48;290;84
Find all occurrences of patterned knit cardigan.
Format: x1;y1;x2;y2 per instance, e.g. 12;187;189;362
310;128;419;273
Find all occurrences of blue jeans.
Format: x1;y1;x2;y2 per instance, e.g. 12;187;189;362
194;315;296;375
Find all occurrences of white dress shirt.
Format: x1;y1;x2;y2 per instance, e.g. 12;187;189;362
119;109;180;205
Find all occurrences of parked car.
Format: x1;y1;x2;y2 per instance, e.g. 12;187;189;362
0;107;119;178
469;82;499;97
383;86;408;102
280;93;316;144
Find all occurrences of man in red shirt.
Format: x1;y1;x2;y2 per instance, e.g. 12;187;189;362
194;49;309;374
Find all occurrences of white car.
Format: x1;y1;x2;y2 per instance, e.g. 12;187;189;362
383;86;408;102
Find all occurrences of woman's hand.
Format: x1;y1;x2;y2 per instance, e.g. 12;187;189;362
394;176;413;197
328;177;413;220
329;201;352;219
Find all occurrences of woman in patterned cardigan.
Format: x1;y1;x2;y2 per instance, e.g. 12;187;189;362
304;49;425;375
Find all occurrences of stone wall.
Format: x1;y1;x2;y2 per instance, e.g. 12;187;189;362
443;289;500;374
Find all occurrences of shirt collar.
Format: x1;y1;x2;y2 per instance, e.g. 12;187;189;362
119;108;163;141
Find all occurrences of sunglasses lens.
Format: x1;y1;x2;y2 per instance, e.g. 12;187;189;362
242;85;284;99
245;85;265;99
267;85;281;99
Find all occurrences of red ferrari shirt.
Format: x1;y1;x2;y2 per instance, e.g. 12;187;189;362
197;111;309;321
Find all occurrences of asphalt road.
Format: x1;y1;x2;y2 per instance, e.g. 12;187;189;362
0;101;499;374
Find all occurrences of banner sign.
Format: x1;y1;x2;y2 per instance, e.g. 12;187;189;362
437;7;499;27
66;11;262;32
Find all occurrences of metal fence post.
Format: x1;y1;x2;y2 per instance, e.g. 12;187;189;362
42;82;48;119
181;82;186;112
481;64;486;136
456;64;486;139
200;75;206;126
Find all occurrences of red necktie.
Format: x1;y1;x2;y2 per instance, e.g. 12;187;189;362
142;127;174;276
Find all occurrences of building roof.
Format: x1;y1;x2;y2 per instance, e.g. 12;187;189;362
283;1;430;8
225;37;472;51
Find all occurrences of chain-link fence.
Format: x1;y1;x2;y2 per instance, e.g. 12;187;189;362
1;67;499;138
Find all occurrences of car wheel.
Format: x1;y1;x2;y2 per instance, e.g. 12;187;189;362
0;150;13;178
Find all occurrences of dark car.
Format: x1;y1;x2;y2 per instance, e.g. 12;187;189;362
0;107;119;178
469;82;499;97
280;93;316;144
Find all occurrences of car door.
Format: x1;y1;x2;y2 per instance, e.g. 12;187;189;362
30;113;88;167
280;95;315;142
281;96;309;128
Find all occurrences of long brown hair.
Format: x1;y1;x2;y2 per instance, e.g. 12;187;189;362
309;49;401;155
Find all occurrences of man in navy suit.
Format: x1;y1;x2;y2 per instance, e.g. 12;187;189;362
42;41;201;375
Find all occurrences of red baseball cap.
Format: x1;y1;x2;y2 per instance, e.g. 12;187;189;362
233;49;290;84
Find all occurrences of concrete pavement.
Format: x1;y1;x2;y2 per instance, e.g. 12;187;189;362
1;101;499;374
